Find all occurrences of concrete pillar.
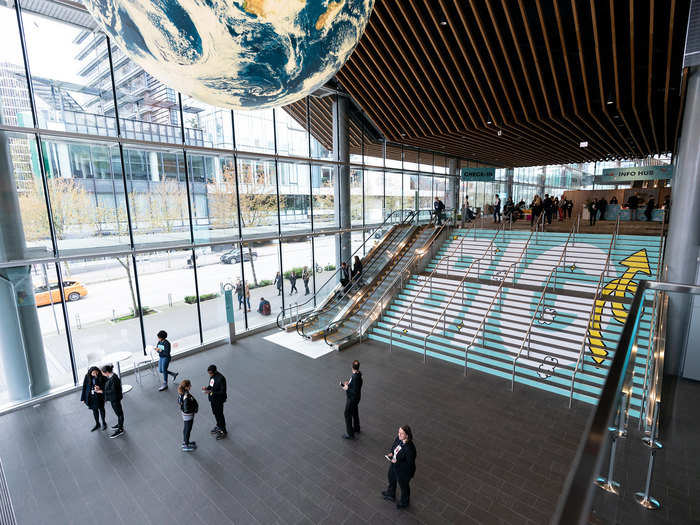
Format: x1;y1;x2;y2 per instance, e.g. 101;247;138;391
665;67;700;376
333;95;351;268
506;168;514;200
0;130;51;400
447;158;460;223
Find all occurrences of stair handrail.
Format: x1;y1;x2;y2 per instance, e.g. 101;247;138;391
567;216;620;408
387;221;476;347
296;210;418;338
324;220;452;346
462;229;536;376
276;208;415;330
417;221;509;360
638;233;667;431
510;215;581;390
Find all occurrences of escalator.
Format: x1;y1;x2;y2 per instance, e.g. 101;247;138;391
323;222;449;349
276;209;419;332
295;211;421;339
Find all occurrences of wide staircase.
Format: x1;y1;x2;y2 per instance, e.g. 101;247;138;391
367;223;664;414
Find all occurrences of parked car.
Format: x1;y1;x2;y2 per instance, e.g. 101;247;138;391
220;249;258;264
34;281;88;307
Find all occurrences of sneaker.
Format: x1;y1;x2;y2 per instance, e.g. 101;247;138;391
111;424;120;429
182;444;195;452
109;429;124;439
172;372;179;383
215;431;227;440
158;385;168;391
210;427;220;434
90;424;100;432
189;441;196;447
381;491;395;501
342;434;354;440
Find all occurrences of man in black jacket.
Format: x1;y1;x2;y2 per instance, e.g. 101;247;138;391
98;364;124;438
341;360;362;439
202;365;227;440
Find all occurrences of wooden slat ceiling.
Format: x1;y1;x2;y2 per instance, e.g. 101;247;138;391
293;0;690;168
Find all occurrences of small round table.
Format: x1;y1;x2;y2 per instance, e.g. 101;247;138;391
103;351;134;394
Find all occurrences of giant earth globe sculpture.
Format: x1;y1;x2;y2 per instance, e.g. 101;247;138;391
84;0;375;108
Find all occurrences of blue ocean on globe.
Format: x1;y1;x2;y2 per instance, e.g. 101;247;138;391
84;0;375;108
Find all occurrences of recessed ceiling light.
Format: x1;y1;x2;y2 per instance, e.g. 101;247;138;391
400;133;406;137
606;100;614;105
440;19;447;26
487;120;492;125
580;141;588;148
497;130;502;136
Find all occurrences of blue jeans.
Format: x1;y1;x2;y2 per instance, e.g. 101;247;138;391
158;356;171;384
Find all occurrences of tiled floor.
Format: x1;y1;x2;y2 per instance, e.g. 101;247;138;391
0;331;594;524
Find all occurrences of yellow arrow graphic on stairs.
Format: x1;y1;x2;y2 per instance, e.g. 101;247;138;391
587;249;651;365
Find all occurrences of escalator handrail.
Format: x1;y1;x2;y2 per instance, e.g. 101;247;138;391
276;208;414;330
296;211;419;338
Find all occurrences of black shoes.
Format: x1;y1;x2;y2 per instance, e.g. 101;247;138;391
109;429;124;439
90;424;100;432
215;431;227;440
396;503;409;509
111;424;120;429
172;372;179;383
342;434;354;440
381;491;395;501
210;426;220;434
102;423;107;431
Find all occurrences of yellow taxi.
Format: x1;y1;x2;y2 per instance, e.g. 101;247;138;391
34;281;88;307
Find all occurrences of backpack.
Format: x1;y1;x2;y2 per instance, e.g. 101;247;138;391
262;301;271;315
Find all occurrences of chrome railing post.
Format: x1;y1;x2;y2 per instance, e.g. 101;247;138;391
635;399;662;509
594;391;626;495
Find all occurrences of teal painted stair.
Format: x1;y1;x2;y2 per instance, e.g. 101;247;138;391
368;229;663;414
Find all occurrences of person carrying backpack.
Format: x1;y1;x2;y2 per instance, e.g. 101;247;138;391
178;379;198;451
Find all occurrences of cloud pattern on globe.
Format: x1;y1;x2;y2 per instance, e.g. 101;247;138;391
84;0;375;108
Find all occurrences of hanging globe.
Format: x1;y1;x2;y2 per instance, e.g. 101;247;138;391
84;0;375;108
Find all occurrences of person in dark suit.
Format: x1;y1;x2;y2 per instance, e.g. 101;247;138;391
339;262;351;292
382;425;417;509
341;360;363;439
202;365;227;440
97;364;124;438
351;256;363;284
81;366;107;432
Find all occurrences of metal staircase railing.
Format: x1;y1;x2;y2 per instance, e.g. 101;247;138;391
510;215;581;390
386;222;477;347
461;229;536;376
416;221;509;361
324;220;452;346
567;216;621;408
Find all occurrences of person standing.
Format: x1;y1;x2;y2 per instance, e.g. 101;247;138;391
461;195;472;226
543;194;553;224
98;365;124;438
274;271;282;296
645;197;656;221
351;256;363;284
566;197;573;219
302;266;311;295
155;330;178;391
235;278;244;310
341;360;363;439
178;379;198;451
81;366;107;432
288;272;298;295
628;193;640;221
530;195;542;227
587;199;597;226
382;425;417;509
202;365;227;440
244;282;251;312
339;262;351;292
597;197;608;221
433;197;445;225
493;194;501;223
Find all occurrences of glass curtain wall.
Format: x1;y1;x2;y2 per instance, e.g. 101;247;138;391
0;0;463;411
